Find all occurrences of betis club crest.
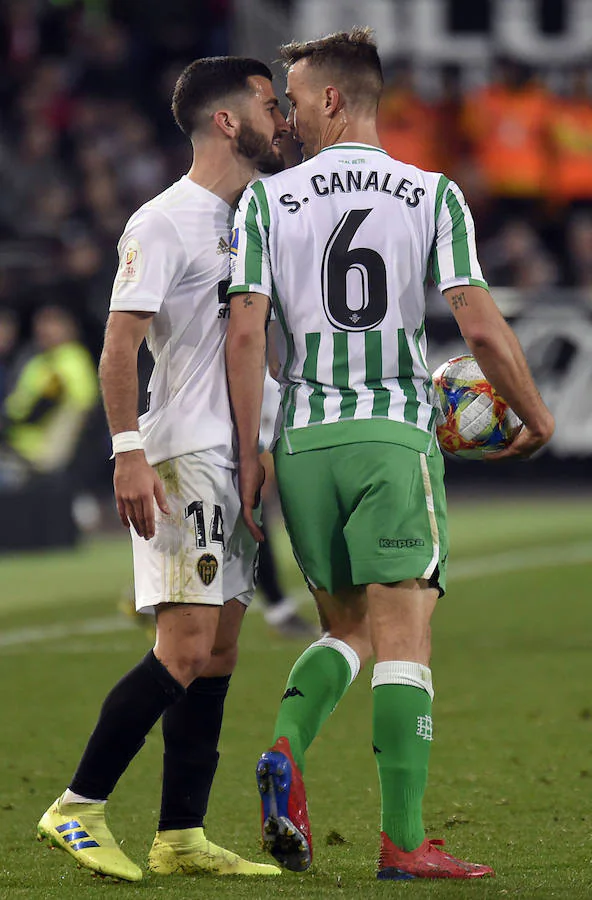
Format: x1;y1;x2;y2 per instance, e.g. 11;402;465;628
197;553;218;586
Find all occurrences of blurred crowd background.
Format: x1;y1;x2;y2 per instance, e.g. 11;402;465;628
0;0;590;548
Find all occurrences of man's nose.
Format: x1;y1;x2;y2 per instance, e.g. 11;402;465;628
277;111;290;134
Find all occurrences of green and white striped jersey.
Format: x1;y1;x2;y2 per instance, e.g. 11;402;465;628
228;142;487;453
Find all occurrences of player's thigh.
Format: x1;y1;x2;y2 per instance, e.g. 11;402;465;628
274;440;349;593
334;442;448;594
200;598;246;677
131;453;230;614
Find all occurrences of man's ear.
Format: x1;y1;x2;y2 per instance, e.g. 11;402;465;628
213;109;239;138
323;85;341;117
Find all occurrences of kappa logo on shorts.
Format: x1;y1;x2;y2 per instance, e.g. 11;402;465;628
379;538;425;549
197;553;218;586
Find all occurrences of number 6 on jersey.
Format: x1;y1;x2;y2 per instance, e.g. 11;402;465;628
321;208;388;332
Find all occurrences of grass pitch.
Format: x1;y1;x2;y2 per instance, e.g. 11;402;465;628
0;495;591;899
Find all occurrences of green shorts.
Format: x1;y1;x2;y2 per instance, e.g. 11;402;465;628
274;437;448;595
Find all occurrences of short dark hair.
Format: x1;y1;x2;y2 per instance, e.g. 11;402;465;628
172;56;273;136
280;27;383;110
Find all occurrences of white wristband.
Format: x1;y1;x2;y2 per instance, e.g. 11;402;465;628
110;431;143;459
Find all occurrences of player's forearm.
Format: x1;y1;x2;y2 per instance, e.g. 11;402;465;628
226;328;267;460
98;339;141;436
99;311;152;437
463;323;553;438
445;286;553;439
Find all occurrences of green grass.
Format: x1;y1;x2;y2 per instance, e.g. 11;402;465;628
0;496;591;899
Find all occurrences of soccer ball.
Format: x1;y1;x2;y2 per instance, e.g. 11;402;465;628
432;354;521;459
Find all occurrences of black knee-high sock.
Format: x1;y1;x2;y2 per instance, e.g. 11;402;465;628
70;651;185;800
158;674;231;831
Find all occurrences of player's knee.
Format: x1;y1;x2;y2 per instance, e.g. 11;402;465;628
157;641;212;686
179;652;210;685
309;632;361;685
208;638;239;675
330;604;372;665
343;624;373;668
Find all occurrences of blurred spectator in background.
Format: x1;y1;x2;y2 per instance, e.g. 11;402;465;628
480;219;559;292
0;308;19;404
462;58;552;230
433;64;466;183
377;61;441;173
1;304;98;476
549;66;592;212
565;212;592;297
548;65;592;297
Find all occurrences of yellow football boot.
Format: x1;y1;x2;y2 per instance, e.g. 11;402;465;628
148;827;281;876
37;796;142;882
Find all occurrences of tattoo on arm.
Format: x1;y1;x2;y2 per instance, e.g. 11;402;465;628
243;294;254;308
451;291;468;310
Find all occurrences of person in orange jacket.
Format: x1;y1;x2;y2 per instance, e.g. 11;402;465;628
462;58;553;213
377;61;442;174
549;66;592;208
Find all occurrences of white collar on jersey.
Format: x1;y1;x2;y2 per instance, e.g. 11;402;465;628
318;142;388;156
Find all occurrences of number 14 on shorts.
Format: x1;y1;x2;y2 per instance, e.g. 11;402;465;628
185;501;225;550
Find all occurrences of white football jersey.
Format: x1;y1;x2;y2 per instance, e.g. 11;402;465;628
229;142;487;454
110;176;235;467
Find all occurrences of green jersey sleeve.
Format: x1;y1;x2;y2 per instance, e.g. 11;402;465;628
431;176;488;293
228;180;272;298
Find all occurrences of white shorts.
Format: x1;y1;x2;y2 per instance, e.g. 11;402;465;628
131;452;258;615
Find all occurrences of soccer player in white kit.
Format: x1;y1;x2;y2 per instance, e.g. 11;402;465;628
37;56;289;882
226;29;554;881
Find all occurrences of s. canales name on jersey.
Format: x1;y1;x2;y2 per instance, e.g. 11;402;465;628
279;170;426;215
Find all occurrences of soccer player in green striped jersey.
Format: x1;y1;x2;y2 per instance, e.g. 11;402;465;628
226;28;554;881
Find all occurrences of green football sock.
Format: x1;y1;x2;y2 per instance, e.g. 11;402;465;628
372;663;434;852
272;640;357;772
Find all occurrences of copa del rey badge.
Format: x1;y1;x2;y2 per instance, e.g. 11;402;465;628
118;238;142;283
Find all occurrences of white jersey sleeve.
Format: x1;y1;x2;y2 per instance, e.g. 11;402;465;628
110;207;188;312
431;177;488;293
229;181;273;298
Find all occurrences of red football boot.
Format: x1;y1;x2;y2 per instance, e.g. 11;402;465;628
377;831;495;880
256;737;312;871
